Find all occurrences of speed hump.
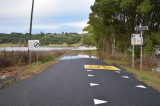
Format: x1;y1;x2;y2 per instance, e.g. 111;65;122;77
84;65;120;71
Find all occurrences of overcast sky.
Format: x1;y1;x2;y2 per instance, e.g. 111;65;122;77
0;0;94;34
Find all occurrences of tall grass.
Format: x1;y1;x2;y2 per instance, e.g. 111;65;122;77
0;50;66;71
105;52;157;71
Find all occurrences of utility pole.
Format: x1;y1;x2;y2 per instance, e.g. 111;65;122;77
29;0;34;38
29;0;34;64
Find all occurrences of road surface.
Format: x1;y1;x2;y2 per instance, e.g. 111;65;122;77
0;58;160;106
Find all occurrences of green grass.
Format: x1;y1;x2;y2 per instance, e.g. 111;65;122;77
105;59;160;92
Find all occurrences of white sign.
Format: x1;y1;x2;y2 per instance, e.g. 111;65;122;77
131;34;143;45
28;40;40;49
135;26;149;31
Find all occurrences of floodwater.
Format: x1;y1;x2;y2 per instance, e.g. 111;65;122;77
60;54;97;60
0;46;96;51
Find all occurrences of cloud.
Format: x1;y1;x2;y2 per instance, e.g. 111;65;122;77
32;21;87;33
0;0;95;33
0;21;88;33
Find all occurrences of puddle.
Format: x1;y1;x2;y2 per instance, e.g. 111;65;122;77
60;54;97;60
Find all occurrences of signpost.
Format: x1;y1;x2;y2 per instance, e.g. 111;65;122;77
28;40;40;63
134;24;148;70
131;34;143;68
28;40;39;49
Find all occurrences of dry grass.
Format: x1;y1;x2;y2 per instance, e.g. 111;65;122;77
124;67;160;92
105;58;160;92
0;51;66;79
17;61;58;79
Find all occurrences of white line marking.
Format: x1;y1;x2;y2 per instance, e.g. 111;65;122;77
94;99;108;105
115;71;120;73
135;85;147;89
122;76;130;79
87;70;93;72
90;83;99;86
88;74;95;77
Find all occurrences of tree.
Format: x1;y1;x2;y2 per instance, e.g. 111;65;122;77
86;0;160;56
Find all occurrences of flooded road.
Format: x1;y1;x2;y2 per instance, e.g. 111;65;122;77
0;46;96;51
60;54;97;60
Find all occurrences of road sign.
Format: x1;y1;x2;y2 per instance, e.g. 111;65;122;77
131;34;143;45
28;40;40;49
34;42;39;48
135;26;149;31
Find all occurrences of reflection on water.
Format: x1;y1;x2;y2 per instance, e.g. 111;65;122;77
60;54;97;60
0;46;96;51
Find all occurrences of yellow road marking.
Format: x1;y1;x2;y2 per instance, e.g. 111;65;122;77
84;65;120;71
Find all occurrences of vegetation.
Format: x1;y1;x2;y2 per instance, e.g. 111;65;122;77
0;51;66;79
82;33;95;46
85;0;160;59
105;58;160;92
0;32;83;46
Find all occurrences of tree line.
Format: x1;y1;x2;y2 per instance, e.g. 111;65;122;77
0;32;86;46
84;0;160;56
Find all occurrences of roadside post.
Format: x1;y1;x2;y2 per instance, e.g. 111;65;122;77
131;34;142;68
28;40;40;63
135;24;148;70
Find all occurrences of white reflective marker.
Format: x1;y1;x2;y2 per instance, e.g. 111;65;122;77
115;71;120;73
87;70;93;72
135;85;146;89
90;83;99;86
88;74;95;77
94;99;108;105
122;76;130;79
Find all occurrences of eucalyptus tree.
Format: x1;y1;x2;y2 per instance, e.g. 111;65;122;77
86;0;160;55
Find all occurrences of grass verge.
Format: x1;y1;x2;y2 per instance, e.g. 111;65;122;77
0;51;66;80
17;61;58;79
105;58;160;92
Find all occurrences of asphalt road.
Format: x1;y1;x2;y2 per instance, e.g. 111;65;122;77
0;58;160;106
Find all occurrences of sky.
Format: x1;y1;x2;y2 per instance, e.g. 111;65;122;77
0;0;95;34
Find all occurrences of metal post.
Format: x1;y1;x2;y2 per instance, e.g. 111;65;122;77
29;49;32;64
132;44;135;68
140;31;143;70
37;51;39;62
